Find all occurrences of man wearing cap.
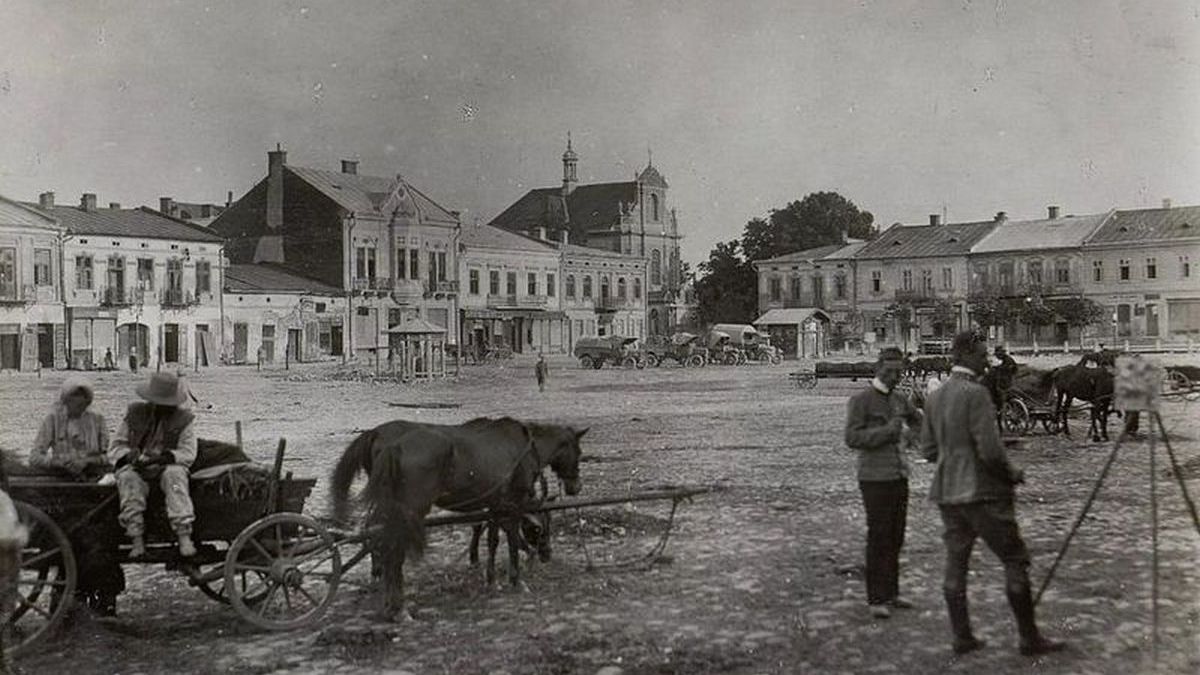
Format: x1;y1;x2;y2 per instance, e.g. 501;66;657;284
920;331;1065;656
844;346;923;619
108;372;197;558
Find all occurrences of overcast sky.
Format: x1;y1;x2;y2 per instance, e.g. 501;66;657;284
2;0;1197;262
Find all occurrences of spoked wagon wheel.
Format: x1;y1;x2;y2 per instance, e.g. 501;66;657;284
685;354;705;368
643;353;660;368
579;356;593;369
224;513;341;631
189;560;272;607
620;355;638;369
6;501;77;657
1001;399;1030;435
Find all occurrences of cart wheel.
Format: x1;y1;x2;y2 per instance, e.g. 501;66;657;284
6;501;77;658
769;353;783;366
190;561;272;607
224;513;341;631
1042;416;1061;434
686;354;704;368
591;357;604;370
621;355;638;369
579;356;593;369
1002;399;1030;435
644;353;660;368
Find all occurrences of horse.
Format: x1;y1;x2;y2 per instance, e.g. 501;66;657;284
1052;364;1115;442
469;509;553;586
330;417;586;621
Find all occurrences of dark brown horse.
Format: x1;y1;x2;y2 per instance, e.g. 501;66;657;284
330;417;585;620
1052;364;1114;442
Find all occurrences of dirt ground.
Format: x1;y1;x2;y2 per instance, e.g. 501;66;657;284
1;353;1198;675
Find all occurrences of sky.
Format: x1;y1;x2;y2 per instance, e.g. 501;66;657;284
1;0;1198;263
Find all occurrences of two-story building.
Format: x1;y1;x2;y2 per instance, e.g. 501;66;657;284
968;207;1112;344
34;192;225;369
0;195;66;370
486;139;687;335
854;216;997;349
1080;203;1200;342
223;263;346;364
753;239;865;352
561;244;648;349
457;222;566;356
210;149;461;359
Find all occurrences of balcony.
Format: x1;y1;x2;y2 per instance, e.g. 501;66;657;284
596;295;634;311
425;279;459;298
487;293;549;309
390;279;425;303
352;277;395;294
161;288;192;308
893;288;942;305
973;280;1081;299
100;287;133;307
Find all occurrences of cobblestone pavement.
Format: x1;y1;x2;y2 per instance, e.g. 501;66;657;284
1;355;1198;674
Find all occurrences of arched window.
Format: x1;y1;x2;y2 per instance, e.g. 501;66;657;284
651;193;660;221
582;276;592;299
617;277;627;299
633;278;642;300
651;250;662;286
565;274;576;298
600;276;610;299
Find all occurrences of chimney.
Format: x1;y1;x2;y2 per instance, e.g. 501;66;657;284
341;159;358;175
159;197;174;215
38;192;55;209
560;229;570;245
80;193;97;212
1162;198;1172;209
267;144;287;231
929;214;941;226
226;190;233;207
109;202;121;210
1047;205;1060;220
538;226;547;241
994;211;1007;223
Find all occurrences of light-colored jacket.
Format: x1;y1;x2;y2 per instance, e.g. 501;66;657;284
108;403;197;468
30;379;109;470
920;372;1021;504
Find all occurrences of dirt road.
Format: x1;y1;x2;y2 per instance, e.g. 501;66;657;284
2;356;1198;674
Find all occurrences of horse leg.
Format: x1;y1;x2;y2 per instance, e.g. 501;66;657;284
1058;393;1071;438
486;520;500;587
469;524;483;567
502;516;524;589
378;548;410;622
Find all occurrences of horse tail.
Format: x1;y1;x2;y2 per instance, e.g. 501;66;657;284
330;428;377;524
364;444;427;560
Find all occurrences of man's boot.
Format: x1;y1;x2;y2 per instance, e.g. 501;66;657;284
177;532;196;558
946;592;986;655
1008;587;1066;656
128;535;146;559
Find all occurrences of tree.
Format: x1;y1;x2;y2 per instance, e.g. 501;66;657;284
1051;295;1105;346
884;302;917;352
929;299;959;337
1015;296;1056;340
693;240;757;326
967;292;1011;331
741;192;877;262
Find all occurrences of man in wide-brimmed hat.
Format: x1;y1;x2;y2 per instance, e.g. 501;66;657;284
108;371;198;558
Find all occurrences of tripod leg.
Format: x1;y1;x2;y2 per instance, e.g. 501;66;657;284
1035;426;1129;605
1154;412;1200;536
1149;414;1159;660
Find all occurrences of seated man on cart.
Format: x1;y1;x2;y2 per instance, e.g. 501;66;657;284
108;372;198;559
29;378;126;616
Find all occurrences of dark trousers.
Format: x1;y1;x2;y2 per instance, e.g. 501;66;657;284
859;478;908;605
939;499;1031;598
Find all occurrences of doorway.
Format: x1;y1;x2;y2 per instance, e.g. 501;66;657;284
287;329;303;362
0;327;19;370
1146;303;1159;337
37;323;54;368
163;324;180;363
233;323;248;363
117;323;149;367
330;325;343;357
1117;304;1132;337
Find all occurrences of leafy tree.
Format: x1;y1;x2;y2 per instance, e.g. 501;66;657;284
1015;296;1056;339
1052;295;1104;331
968;292;1011;330
929;298;959;337
884;302;917;352
693;240;757;325
741;192;877;261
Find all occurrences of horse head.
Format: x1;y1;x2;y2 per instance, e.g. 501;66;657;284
520;511;553;562
530;424;587;496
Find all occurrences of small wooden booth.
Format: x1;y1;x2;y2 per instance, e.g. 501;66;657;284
387;317;448;380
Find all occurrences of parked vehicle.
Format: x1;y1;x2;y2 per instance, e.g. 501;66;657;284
643;332;708;368
573;336;644;369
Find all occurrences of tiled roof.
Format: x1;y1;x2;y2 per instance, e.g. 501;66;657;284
1085;205;1200;244
224;263;342;295
487;182;639;235
0;195;58;230
973;212;1112;253
459;223;558;254
29;204;223;242
753;308;831;325
562;243;645;262
855;221;996;259
288;166;458;225
637;164;668;188
758;243;845;265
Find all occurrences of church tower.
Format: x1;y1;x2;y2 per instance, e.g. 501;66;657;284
562;132;578;196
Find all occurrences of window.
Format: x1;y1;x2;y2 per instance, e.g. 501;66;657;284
582;276;593;299
196;260;211;294
633;277;641;299
901;269;913;291
941;267;953;290
527;272;537;296
396;248;406;279
166;258;183;292
506;271;517;295
34;249;52;286
1119;259;1130;281
0;248;15;298
651;193;660;221
75;255;94;289
106;256;125;295
409;249;419;280
1027;260;1043;286
617;277;627;299
769;277;781;301
835;274;847;299
651;250;662;286
1055;259;1070;285
812;276;824;305
566;274;576;298
428;251;437;286
488;270;500;295
437;252;447;282
136;258;154;290
791;277;802;300
547;273;556;297
974;264;988;289
314;302;326;313
998;262;1014;291
469;269;480;295
921;269;933;292
1092;260;1103;283
1146;257;1157;280
871;270;881;294
1182;255;1192;278
600;276;610;299
355;247;366;279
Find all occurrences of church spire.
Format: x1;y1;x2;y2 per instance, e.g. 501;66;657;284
562;131;578;196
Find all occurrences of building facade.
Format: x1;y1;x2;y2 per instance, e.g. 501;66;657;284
753;240;864;350
0;195;66;370
210;150;461;360
223;263;346;364
457;222;566;356
560;244;647;350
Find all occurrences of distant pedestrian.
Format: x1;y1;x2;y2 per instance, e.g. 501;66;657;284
104;348;115;371
920;331;1065;656
535;353;548;392
844;346;922;620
